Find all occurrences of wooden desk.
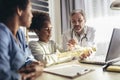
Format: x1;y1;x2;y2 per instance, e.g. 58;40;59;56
36;60;120;80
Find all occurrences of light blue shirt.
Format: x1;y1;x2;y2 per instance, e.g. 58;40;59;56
0;23;34;80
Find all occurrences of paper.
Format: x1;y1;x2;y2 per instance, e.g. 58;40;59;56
44;64;94;78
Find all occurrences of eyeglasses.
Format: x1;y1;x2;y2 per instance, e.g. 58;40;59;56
42;27;52;31
72;19;84;25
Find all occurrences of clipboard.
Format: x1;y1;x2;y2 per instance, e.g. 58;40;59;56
43;64;94;78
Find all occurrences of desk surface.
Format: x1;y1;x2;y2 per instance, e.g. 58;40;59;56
36;60;120;80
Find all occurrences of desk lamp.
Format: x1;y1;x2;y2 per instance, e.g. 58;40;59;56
110;0;120;10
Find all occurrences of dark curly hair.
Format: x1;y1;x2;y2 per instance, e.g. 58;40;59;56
29;11;51;31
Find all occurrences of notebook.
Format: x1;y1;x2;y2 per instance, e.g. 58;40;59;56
80;28;120;65
44;64;94;78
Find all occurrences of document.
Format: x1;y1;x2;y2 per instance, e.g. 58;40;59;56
44;64;94;78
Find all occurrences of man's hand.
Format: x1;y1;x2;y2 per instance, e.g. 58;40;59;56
80;47;94;60
67;39;78;50
19;61;44;80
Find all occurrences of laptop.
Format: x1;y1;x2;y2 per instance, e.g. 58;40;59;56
80;28;120;65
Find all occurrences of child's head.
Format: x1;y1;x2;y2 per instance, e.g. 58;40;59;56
29;11;52;42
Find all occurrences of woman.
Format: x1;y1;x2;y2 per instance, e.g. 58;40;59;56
0;0;43;80
29;11;93;67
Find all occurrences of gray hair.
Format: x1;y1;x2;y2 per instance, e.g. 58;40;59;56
70;9;86;21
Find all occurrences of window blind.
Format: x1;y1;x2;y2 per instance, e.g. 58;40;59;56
31;0;49;13
28;0;49;42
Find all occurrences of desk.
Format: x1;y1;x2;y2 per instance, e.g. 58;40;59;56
36;60;120;80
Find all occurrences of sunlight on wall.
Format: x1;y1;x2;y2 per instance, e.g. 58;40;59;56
86;15;120;42
86;15;120;55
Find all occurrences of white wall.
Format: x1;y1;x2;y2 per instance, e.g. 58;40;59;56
86;16;120;55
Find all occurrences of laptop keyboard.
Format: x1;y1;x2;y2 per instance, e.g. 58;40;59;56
113;61;120;66
79;55;106;65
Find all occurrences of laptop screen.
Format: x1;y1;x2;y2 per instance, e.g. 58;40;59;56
106;28;120;62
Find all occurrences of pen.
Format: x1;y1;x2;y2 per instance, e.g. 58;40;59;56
103;57;120;71
103;62;112;71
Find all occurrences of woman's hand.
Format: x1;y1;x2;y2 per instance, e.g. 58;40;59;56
19;61;44;80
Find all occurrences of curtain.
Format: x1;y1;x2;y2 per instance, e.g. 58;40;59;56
84;0;120;20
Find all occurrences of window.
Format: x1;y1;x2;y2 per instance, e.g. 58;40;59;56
27;0;49;42
31;0;49;13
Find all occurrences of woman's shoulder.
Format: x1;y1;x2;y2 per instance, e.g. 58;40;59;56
0;23;13;43
0;23;11;36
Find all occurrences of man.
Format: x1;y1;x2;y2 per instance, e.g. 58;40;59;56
62;9;95;51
